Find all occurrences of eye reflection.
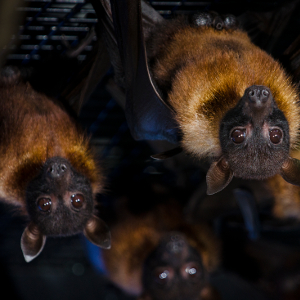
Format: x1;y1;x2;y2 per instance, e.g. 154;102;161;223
154;268;172;285
37;198;51;212
186;266;197;276
71;194;85;209
182;262;201;279
159;270;169;280
231;128;246;144
269;128;283;144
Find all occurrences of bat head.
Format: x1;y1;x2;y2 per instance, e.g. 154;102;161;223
142;232;206;300
21;156;111;262
207;85;300;194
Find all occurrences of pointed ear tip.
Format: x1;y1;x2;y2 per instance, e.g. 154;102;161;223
99;235;111;249
88;238;111;249
102;243;111;250
206;187;219;195
206;186;213;195
84;226;111;249
20;223;46;263
23;254;36;263
206;183;228;195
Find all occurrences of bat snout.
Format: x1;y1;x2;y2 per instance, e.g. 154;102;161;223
44;157;70;179
47;162;67;178
247;85;271;108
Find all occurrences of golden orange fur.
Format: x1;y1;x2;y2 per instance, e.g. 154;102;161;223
102;202;220;296
151;26;300;159
0;80;103;211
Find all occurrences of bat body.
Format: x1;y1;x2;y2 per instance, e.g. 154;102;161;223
102;201;220;300
0;67;110;262
146;15;300;193
95;1;300;194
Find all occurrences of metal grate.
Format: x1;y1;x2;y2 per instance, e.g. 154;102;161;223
7;1;97;63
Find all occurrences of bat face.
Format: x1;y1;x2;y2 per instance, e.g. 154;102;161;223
21;157;111;263
25;157;94;236
142;232;206;300
219;85;290;180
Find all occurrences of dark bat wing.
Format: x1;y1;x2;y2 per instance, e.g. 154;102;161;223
92;0;180;143
60;28;111;116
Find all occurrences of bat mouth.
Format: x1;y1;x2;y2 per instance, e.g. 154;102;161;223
228;152;288;180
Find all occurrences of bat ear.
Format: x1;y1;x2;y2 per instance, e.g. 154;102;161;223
84;215;111;249
280;156;300;186
20;222;46;263
206;156;233;195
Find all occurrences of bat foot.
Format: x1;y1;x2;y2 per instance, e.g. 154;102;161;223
190;12;238;31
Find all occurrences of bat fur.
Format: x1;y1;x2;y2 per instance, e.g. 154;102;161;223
102;200;220;299
0;66;110;262
96;1;300;194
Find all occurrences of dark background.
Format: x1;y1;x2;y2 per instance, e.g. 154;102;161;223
1;1;300;300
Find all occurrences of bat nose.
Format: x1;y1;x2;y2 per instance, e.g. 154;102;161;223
47;162;67;178
247;85;271;108
165;233;188;254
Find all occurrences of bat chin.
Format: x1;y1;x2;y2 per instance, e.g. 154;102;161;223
206;155;289;195
226;152;289;181
232;167;281;181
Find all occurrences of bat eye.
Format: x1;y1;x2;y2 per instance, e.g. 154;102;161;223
185;266;197;277
269;128;283;144
182;263;201;279
231;128;246;144
154;268;173;284
71;194;85;209
37;198;51;212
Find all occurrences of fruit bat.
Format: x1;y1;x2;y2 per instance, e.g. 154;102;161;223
91;0;300;195
101;199;221;300
0;66;111;262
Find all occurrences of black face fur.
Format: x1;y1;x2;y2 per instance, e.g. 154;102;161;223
25;157;94;236
219;85;290;180
142;232;206;300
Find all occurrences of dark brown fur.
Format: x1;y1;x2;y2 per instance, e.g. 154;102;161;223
0;74;101;206
102;200;220;299
0;67;110;261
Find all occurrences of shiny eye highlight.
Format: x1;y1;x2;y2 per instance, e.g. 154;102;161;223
185;266;198;277
269;128;283;144
231;128;246;144
37;198;51;212
71;194;85;209
154;267;174;284
158;270;169;280
182;262;201;279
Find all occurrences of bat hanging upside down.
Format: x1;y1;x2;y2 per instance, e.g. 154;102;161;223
0;66;110;262
101;200;220;300
96;0;300;195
